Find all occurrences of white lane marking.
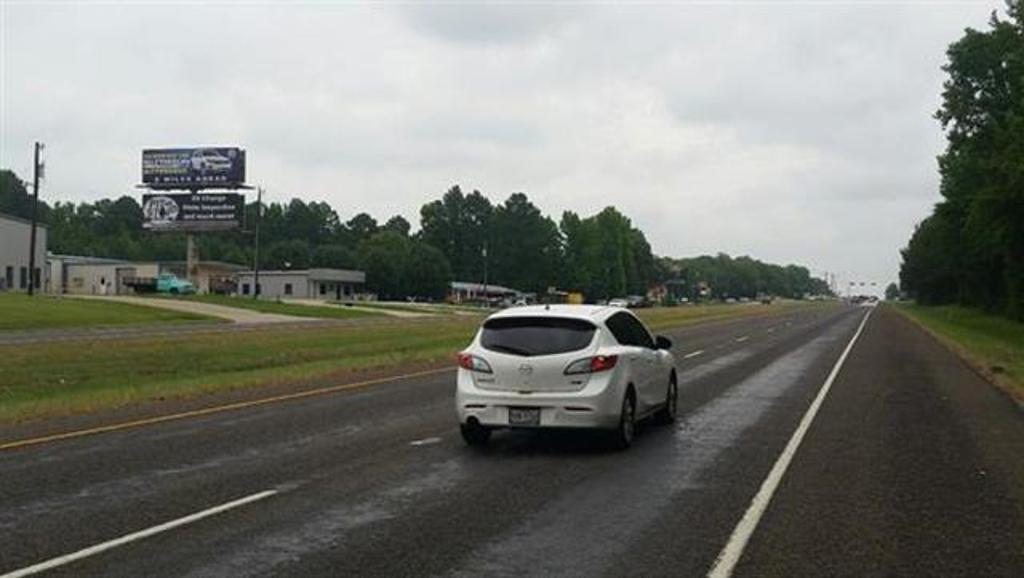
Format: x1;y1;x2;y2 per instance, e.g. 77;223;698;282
735;336;749;343
683;350;705;360
1;490;278;578
410;436;442;446
707;309;872;578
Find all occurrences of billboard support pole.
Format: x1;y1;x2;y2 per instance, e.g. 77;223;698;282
253;186;262;300
27;142;42;296
186;186;199;292
186;233;199;290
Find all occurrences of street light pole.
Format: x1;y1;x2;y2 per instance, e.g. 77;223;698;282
27;142;43;296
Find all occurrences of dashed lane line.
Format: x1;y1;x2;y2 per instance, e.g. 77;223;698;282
0;367;455;452
0;490;279;578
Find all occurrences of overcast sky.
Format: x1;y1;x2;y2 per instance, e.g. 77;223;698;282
1;1;1004;293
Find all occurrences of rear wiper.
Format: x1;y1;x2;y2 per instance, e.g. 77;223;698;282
487;344;533;356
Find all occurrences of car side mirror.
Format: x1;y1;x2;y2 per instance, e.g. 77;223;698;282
655;335;672;350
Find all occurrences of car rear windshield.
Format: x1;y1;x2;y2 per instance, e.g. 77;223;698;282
481;317;596;357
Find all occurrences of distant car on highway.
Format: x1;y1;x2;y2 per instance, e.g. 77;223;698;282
608;298;629;307
455;305;678;449
625;295;648;308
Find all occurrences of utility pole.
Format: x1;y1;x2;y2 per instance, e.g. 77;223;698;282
482;242;488;308
27;142;43;296
253;186;262;299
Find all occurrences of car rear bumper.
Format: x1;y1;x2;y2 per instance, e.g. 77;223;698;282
456;371;623;430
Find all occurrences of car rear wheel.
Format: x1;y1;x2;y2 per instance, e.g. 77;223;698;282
460;422;491;447
654;375;678;425
611;393;636;450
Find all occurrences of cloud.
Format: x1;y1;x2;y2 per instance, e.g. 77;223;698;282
0;1;1000;292
400;3;582;45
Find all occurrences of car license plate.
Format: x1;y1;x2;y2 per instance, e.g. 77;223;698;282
508;407;540;426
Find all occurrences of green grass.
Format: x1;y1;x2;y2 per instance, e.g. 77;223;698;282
0;318;479;423
893;303;1024;398
0;297;830;424
636;300;825;332
169;294;380;319
0;293;215;331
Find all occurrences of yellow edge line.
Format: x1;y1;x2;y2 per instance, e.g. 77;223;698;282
0;367;455;452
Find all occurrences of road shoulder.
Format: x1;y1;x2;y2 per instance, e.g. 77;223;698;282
735;306;1024;576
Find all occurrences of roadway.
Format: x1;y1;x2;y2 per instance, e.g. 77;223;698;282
1;305;1021;577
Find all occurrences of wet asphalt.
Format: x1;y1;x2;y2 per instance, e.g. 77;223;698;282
1;304;1021;577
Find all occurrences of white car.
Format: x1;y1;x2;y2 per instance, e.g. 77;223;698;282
190;149;232;173
456;305;678;449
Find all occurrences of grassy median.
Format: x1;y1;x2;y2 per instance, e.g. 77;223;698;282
0;300;826;424
636;300;813;331
0;318;480;423
894;303;1023;399
0;293;215;331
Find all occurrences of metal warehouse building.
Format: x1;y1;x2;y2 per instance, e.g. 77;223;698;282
235;268;366;300
49;256;245;295
0;212;47;292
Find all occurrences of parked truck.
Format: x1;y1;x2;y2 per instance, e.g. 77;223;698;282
123;273;196;295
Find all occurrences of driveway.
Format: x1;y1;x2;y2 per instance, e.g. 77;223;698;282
282;298;432;318
72;295;305;324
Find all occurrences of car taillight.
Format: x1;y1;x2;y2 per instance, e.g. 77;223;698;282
564;355;618;375
457;353;493;374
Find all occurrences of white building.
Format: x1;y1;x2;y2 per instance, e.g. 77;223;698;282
0;212;47;292
235;268;366;300
48;255;138;295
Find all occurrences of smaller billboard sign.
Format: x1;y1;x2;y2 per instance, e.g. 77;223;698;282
142;193;244;232
142;147;246;190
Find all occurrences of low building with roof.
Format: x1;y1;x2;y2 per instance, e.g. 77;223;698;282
235;268;367;300
51;256;246;295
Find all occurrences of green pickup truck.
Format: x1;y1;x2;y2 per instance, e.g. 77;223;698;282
124;273;196;295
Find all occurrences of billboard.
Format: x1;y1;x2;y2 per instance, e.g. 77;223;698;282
142;193;244;232
142;147;246;190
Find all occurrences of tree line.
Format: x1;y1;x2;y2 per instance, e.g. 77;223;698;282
900;2;1023;320
1;173;830;302
658;254;830;301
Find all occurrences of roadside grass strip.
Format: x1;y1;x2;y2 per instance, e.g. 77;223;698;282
0;320;478;425
0;294;215;331
893;304;1023;399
